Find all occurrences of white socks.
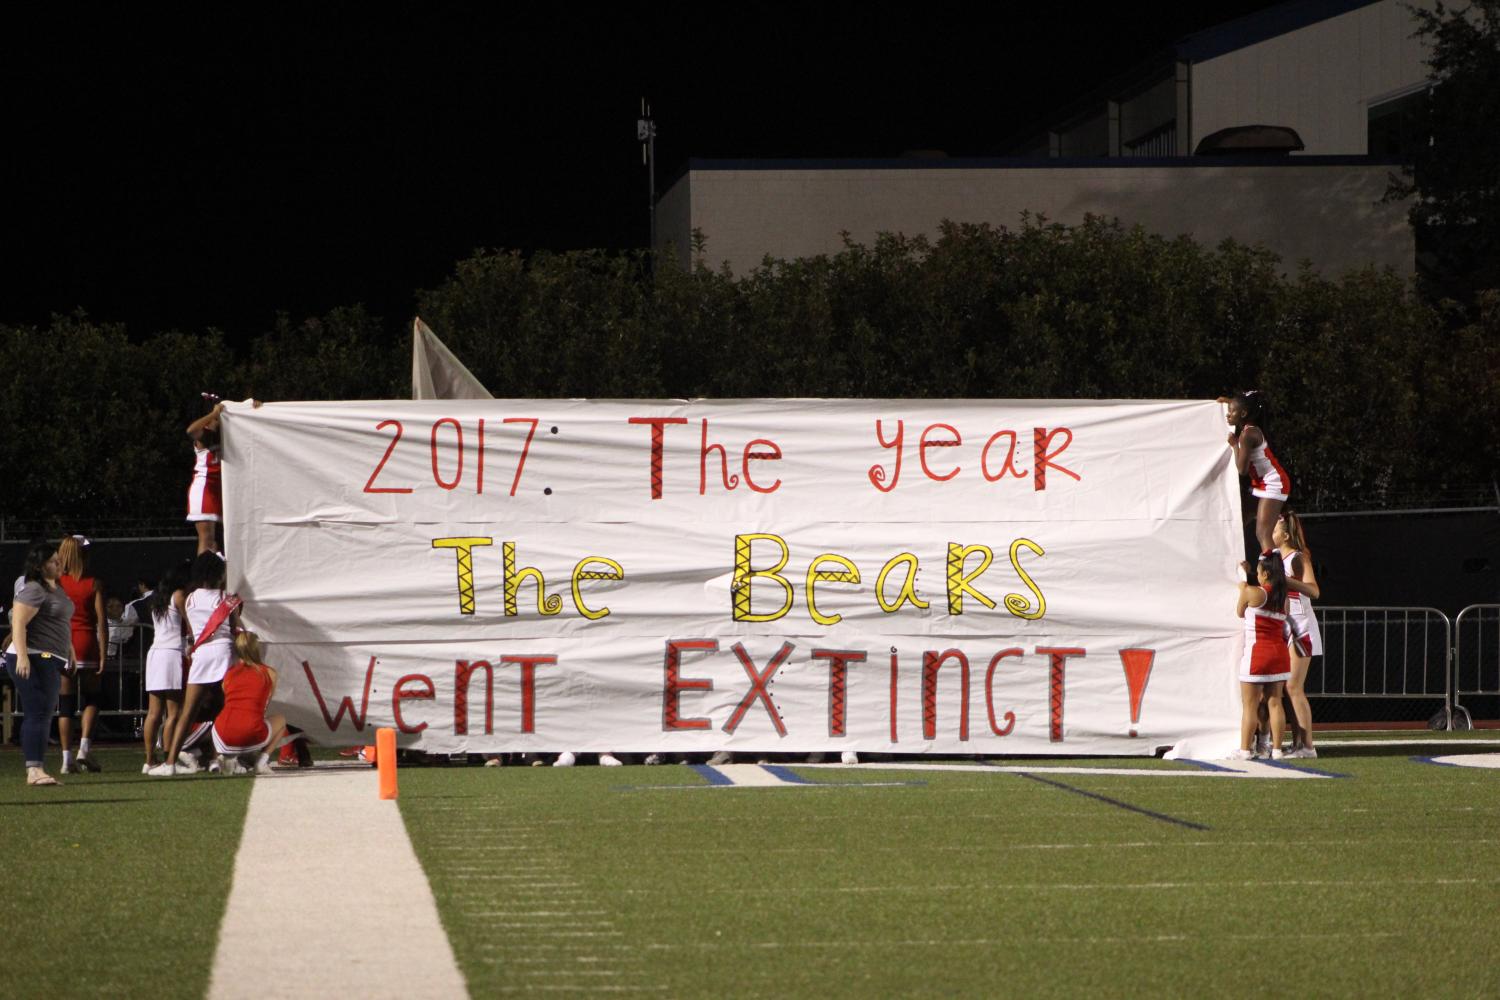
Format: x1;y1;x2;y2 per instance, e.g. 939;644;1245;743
62;750;75;769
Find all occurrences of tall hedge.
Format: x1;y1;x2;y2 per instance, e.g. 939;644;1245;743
2;216;1494;526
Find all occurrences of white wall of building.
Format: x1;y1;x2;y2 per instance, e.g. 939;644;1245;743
657;162;1413;278
1190;0;1431;154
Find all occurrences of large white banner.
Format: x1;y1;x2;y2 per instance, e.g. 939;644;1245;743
220;399;1242;756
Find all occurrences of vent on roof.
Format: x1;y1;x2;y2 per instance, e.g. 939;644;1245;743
1194;125;1305;156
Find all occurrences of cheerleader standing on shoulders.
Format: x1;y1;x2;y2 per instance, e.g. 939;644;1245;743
1275;510;1322;758
1224;390;1292;556
186;397;225;556
1230;552;1292;761
211;631;287;776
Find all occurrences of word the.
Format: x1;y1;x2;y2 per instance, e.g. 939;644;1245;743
431;537;624;619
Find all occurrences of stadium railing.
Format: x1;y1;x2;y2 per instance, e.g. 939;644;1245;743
1272;605;1457;727
1453;604;1500;730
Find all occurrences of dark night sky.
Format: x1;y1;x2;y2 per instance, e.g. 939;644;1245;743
3;3;1285;340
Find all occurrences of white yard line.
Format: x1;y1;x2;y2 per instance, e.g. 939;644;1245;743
208;767;468;1000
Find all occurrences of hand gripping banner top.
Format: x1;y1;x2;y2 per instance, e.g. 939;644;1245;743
219;398;1243;756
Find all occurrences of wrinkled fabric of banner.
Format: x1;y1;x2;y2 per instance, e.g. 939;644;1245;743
220;399;1243;756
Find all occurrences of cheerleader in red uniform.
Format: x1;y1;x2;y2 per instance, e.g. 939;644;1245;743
56;535;107;774
211;631;287;775
1224;390;1292;555
186;399;225;556
1230;552;1291;760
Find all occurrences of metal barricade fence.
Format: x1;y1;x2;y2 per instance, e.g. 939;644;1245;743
1454;604;1500;727
1298;606;1455;724
2;622;155;742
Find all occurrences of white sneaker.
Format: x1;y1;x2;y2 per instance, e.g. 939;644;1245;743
254;759;275;775
142;763;154;774
147;762;176;777
552;751;577;767
643;753;664;766
1270;748;1285;760
1225;748;1254;761
208;757;223;774
841;751;860;765
599;753;624;767
177;752;202;773
1290;746;1318;759
707;750;734;766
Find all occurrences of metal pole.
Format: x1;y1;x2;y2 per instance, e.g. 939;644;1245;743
639;98;657;253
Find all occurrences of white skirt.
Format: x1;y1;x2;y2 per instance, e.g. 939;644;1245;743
1289;602;1323;657
145;647;185;692
188;641;233;685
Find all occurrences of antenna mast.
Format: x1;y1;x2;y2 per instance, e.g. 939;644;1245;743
637;97;657;252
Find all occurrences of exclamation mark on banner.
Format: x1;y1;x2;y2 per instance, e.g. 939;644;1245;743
1118;648;1155;737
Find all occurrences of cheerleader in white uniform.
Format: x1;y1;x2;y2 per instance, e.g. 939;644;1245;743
151;553;239;777
141;561;190;772
1224;390;1292;555
1275;510;1322;758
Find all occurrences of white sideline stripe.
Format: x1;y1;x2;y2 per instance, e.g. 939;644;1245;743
208;770;468;1000
1317;738;1500;747
797;761;1332;779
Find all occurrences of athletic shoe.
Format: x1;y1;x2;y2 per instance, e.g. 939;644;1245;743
643;753;664;766
146;762;176;777
1270;748;1286;760
599;753;624;767
552;751;577;767
1225;748;1254;761
483;756;503;768
142;763;154;774
707;750;734;766
1289;746;1318;759
176;753;202;774
208;757;222;774
61;759;81;775
278;744;301;767
76;754;101;773
254;758;275;775
841;751;860;765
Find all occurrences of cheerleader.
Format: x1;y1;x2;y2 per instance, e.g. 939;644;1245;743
1224;390;1292;555
211;631;287;776
151;552;239;777
56;535;107;774
186;397;225;555
141;561;190;772
1275;510;1322;758
1230;552;1291;760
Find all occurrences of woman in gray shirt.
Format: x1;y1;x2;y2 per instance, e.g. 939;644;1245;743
4;540;75;786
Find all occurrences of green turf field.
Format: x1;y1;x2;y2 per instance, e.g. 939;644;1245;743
0;747;251;999
399;748;1500;998
5;740;1500;998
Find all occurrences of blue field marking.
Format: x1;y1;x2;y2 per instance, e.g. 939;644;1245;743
1016;772;1212;831
1178;758;1239;773
1413;755;1461;768
1256;758;1354;779
689;764;737;786
760;765;812;784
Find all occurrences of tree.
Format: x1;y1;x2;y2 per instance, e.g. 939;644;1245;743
1389;1;1500;303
